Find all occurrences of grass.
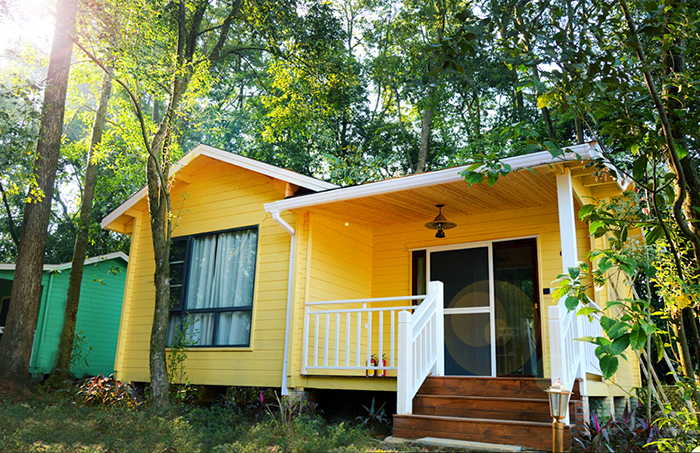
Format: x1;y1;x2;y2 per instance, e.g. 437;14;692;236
0;386;441;453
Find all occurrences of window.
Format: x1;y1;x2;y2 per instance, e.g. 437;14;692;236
166;226;258;347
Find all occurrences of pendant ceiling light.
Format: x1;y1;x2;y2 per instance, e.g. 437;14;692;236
425;204;456;238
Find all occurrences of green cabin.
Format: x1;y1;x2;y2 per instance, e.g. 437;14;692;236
0;252;128;378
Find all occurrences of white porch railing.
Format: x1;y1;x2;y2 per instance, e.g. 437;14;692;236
397;281;444;414
548;296;604;424
302;294;421;375
302;281;444;415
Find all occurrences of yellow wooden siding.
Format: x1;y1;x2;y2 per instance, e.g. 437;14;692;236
288;214;374;386
115;162;294;387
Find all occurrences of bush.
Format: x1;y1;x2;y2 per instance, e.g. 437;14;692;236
77;374;138;408
573;404;660;452
651;409;700;452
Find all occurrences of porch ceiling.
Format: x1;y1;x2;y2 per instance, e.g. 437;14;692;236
295;165;562;226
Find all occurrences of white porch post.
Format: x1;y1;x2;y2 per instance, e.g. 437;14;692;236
429;281;445;377
556;168;579;271
555;167;587;409
397;310;412;415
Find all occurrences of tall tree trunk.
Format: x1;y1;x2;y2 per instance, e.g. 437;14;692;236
51;72;112;383
0;0;77;392
417;104;432;173
575;118;584;143
417;6;444;174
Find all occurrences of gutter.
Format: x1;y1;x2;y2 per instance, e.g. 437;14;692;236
271;211;295;396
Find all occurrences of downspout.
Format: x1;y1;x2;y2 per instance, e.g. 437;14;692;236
272;211;295;396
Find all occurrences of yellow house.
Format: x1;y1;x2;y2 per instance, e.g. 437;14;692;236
103;142;640;450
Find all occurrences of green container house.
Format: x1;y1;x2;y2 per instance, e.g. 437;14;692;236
0;252;128;378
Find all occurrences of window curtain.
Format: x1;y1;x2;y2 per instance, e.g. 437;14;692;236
184;229;257;345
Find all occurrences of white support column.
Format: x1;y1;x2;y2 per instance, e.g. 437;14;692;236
397;310;412;415
556;168;579;271
429;281;445;377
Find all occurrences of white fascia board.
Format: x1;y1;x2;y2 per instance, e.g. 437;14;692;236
0;264;60;272
100;186;147;229
51;251;130;271
265;143;599;214
53;251;129;270
195;145;338;192
101;144;338;230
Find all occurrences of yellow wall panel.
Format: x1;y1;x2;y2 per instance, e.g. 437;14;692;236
116;161;292;387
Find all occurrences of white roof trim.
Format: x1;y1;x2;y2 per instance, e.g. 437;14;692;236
265;143;602;214
101;144;338;229
0;251;128;273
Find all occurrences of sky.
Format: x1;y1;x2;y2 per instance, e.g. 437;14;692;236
0;0;54;58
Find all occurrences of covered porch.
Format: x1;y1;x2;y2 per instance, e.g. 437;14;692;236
265;144;619;414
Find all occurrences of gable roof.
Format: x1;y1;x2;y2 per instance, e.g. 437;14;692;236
0;251;129;272
101;144;338;229
264;142;622;215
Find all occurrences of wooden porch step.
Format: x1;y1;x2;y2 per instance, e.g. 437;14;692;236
393;414;569;451
417;376;581;400
412;394;553;423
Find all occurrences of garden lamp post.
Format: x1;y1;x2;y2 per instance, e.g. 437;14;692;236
545;378;571;453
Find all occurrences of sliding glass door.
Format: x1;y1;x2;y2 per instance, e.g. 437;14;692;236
430;246;495;376
426;238;542;377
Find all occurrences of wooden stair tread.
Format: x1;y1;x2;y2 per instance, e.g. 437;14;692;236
395;413;553;427
415;394;549;403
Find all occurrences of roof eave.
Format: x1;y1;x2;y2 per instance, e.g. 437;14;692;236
264;142;601;214
101;144;338;231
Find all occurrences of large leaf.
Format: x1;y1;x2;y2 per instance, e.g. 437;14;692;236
599;355;619;379
630;325;648;350
607;321;630;339
565;295;579;311
610;334;630;355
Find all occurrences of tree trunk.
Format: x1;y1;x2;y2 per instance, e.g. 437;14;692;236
575;117;584;143
417;105;432;173
148;177;171;408
51;72;112;383
0;0;77;392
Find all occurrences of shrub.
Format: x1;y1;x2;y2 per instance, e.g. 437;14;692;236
573;405;660;453
651;409;700;452
77;374;138;408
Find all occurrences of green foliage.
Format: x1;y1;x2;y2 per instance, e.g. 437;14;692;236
573;406;660;453
355;397;389;426
70;329;92;371
550;195;665;380
167;315;197;404
0;390;384;453
651;408;700;452
266;392;317;427
77;374;137;408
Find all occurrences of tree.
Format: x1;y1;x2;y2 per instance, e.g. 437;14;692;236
76;0;250;407
0;0;77;391
445;0;700;408
51;71;112;383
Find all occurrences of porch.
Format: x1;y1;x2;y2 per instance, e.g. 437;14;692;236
299;279;601;449
263;145;625;448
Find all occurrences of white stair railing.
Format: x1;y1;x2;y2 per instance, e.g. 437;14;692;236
397;281;444;415
549;296;604;424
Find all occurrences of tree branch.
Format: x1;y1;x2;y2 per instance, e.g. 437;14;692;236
0;181;19;247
